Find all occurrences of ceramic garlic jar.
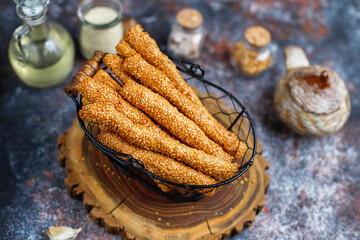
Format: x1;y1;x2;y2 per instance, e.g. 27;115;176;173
274;46;351;136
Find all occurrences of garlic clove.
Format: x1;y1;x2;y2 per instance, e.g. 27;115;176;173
46;226;81;240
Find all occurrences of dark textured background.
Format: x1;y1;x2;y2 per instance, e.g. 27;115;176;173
1;0;359;239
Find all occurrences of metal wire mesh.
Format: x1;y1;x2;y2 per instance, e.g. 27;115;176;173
71;56;257;202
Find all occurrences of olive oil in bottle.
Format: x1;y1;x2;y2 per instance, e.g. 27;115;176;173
8;0;75;88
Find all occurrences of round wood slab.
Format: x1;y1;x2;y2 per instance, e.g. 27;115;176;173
58;119;269;240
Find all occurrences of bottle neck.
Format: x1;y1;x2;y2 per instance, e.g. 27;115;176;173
16;3;49;39
29;19;49;41
11;0;52;64
16;0;48;26
24;14;47;27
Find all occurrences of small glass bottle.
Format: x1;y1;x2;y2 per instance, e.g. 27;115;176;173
78;0;124;59
231;26;272;76
167;8;205;60
8;0;75;88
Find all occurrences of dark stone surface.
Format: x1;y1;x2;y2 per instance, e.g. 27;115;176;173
1;0;359;239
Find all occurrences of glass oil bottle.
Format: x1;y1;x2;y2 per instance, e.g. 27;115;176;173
8;0;75;88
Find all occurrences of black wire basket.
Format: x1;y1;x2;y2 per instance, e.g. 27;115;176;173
70;56;257;202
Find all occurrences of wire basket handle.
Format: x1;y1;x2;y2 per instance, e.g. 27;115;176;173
64;51;105;98
168;56;205;78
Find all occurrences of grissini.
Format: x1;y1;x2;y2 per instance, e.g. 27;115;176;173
118;78;233;161
78;75;169;138
117;48;246;159
102;53;233;161
93;69;121;92
102;53;135;85
79;102;239;181
121;25;202;106
98;131;217;195
81;97;92;106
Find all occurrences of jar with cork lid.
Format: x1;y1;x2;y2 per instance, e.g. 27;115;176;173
231;26;273;76
167;8;205;60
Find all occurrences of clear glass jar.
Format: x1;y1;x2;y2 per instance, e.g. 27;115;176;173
167;8;205;60
231;26;273;76
78;0;124;59
8;0;75;88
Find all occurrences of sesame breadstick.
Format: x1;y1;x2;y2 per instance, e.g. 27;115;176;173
78;76;152;127
79;103;239;181
102;54;135;84
93;69;121;92
102;53;233;161
78;76;120;105
121;53;246;159
102;52;245;159
116;40;137;58
98;131;217;195
81;97;92;106
119;79;233;162
78;76;169;138
121;25;202;106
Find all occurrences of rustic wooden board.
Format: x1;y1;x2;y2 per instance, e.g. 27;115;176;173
58;117;269;239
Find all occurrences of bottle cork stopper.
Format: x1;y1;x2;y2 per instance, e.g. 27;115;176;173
176;8;203;30
245;26;271;48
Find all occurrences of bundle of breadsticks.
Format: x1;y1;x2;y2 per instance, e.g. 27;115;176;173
77;24;247;196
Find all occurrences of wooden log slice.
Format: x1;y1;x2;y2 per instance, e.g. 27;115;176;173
58;117;269;239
